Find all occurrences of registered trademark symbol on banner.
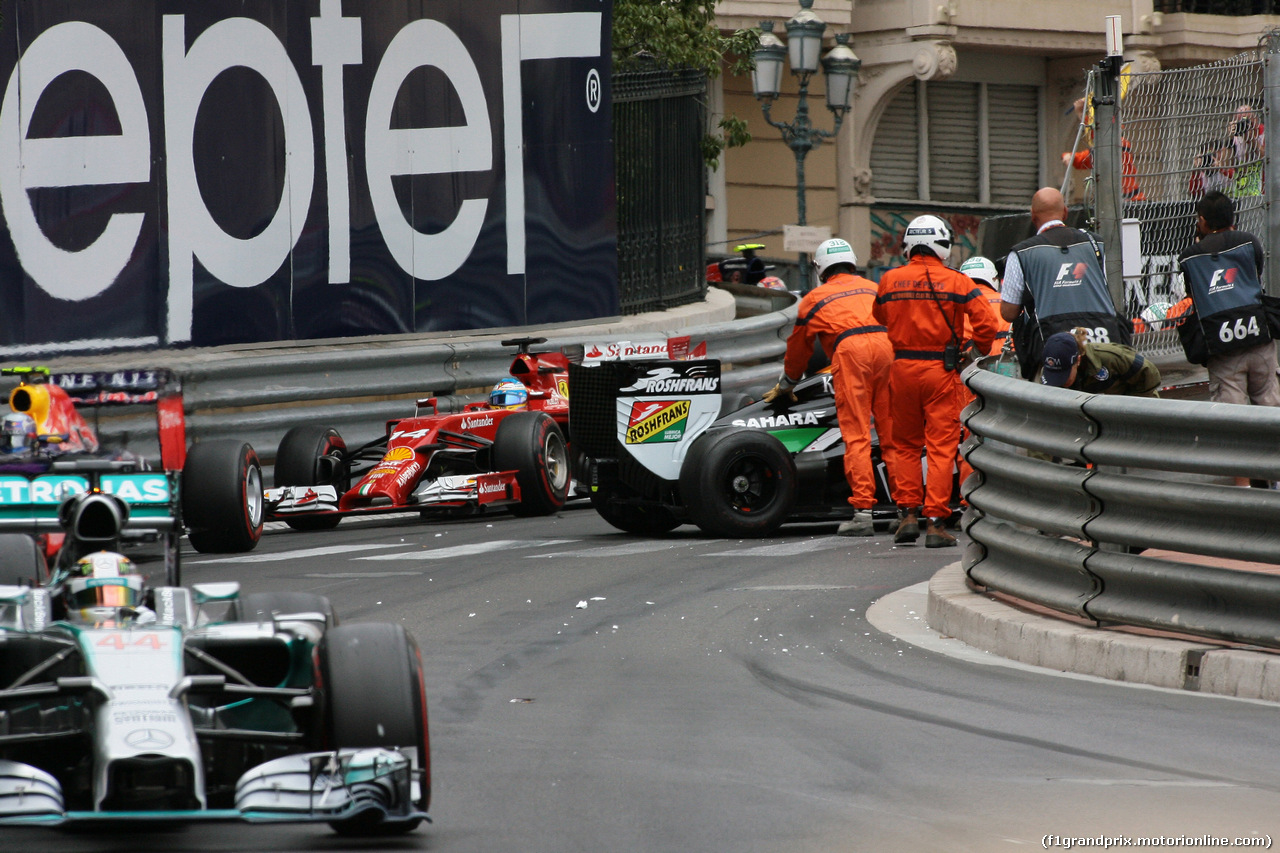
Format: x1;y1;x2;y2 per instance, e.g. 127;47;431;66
586;68;601;112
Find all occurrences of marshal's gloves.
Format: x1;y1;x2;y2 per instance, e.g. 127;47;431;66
762;374;798;404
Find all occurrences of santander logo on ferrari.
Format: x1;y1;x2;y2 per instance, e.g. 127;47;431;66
479;480;507;494
462;415;494;429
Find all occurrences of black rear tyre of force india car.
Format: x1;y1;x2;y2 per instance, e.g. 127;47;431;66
274;425;347;531
319;622;430;836
183;439;264;553
679;429;797;538
492;412;571;517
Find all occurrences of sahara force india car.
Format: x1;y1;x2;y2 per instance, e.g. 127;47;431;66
568;358;919;538
0;367;263;555
0;479;429;832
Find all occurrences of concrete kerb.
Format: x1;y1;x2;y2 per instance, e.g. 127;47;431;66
926;562;1280;702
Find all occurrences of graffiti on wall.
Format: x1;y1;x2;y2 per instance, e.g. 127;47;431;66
866;207;981;277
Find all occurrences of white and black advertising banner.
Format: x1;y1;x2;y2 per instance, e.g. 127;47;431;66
0;0;615;354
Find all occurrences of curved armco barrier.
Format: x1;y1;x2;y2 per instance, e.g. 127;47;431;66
34;290;794;466
961;359;1280;649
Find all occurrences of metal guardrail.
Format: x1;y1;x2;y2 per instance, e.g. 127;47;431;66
45;295;796;468
962;360;1280;648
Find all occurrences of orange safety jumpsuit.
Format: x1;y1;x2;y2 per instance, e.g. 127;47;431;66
1070;139;1145;201
874;254;999;520
955;281;1007;497
782;272;894;511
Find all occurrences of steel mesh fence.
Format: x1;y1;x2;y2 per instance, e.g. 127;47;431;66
1085;51;1265;356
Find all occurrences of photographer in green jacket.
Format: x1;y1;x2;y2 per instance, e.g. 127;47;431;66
1039;328;1161;397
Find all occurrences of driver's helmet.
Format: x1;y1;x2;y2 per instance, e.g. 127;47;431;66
489;377;529;410
64;552;146;625
0;412;36;455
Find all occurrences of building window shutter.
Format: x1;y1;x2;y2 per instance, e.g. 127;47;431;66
987;84;1041;206
870;83;919;200
927;82;980;202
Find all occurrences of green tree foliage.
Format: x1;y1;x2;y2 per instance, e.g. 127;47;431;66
613;0;758;168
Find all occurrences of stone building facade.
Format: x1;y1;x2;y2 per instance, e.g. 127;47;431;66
710;0;1280;277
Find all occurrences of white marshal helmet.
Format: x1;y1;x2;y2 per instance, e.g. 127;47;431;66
902;214;952;262
812;238;858;279
959;255;1000;291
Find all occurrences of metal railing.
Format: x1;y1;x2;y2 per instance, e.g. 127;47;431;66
961;358;1280;648
52;295;795;468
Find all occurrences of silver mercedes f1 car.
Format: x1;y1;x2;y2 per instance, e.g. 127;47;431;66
0;471;430;833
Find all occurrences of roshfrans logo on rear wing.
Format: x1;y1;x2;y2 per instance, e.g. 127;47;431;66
625;400;690;444
618;363;720;396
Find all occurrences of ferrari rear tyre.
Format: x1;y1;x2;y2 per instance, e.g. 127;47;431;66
679;430;796;538
492;412;570;517
274;425;346;531
183;440;263;553
589;487;681;535
320;623;430;835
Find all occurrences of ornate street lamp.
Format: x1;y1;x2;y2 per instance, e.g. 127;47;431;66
751;0;860;292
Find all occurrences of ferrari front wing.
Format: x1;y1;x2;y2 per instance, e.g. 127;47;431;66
263;471;520;521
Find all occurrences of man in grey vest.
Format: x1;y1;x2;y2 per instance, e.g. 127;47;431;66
1000;187;1131;380
1177;190;1280;407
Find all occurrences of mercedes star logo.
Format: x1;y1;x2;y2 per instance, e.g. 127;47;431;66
125;728;174;750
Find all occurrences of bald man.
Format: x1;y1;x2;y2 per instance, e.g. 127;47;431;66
1000;187;1131;380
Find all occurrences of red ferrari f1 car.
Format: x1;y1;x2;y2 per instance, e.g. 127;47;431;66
264;338;573;530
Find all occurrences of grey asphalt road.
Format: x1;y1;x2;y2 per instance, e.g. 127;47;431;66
14;505;1280;852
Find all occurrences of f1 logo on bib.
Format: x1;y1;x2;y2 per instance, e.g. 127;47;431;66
1208;267;1238;294
1053;262;1088;287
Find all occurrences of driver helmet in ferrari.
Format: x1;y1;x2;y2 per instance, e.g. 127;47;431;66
64;551;149;625
0;412;36;455
489;377;529;410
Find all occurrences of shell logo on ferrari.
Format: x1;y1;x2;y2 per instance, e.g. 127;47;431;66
383;447;415;462
625;399;690;444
